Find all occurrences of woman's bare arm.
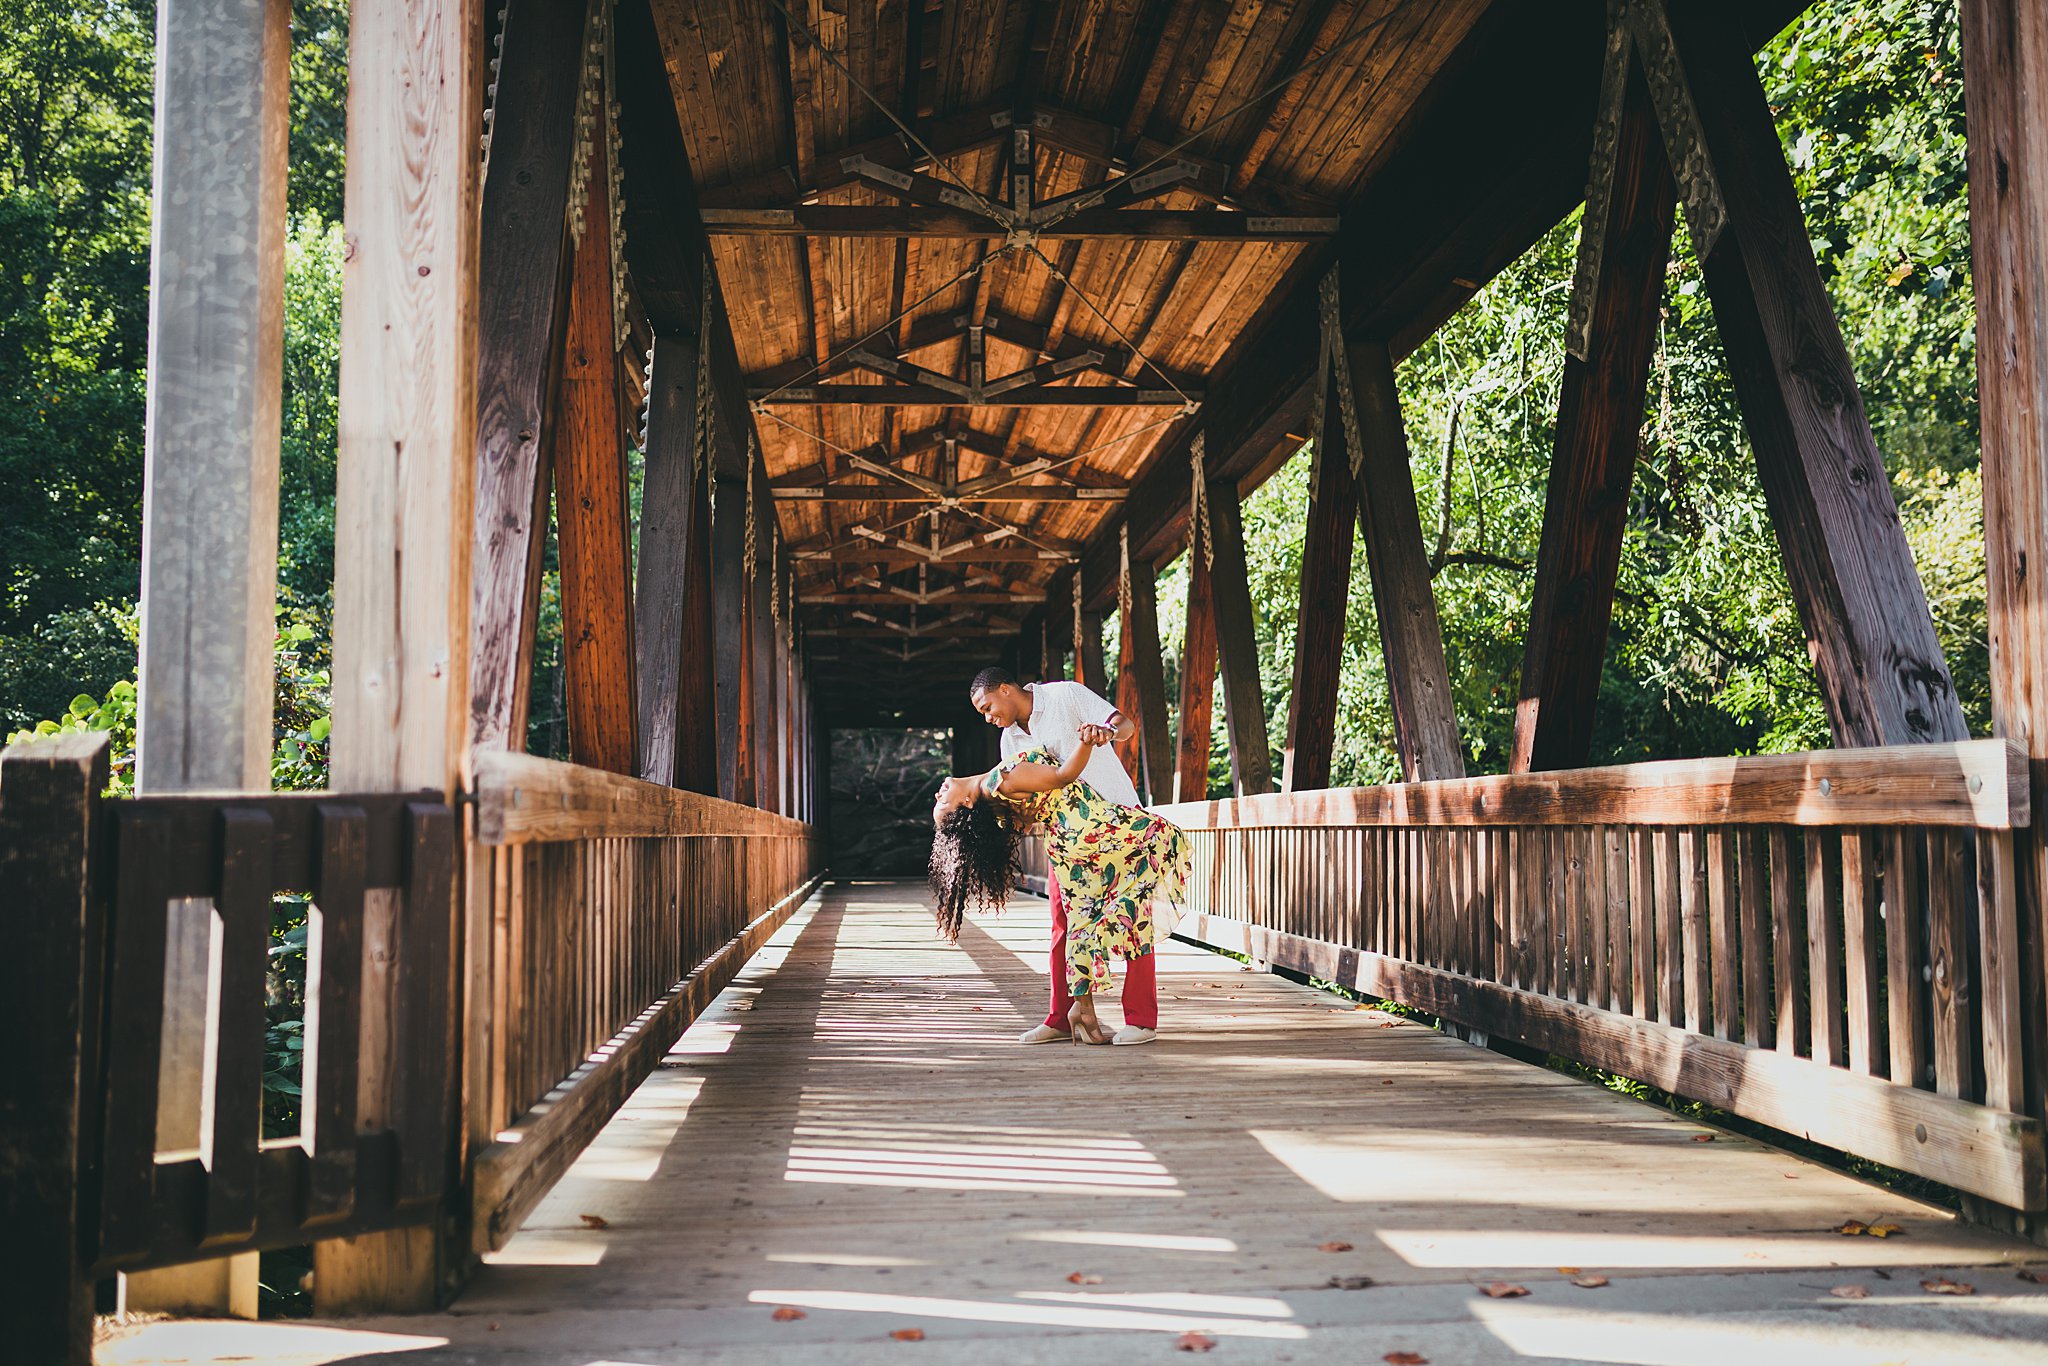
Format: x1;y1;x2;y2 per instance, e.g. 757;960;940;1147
994;737;1097;796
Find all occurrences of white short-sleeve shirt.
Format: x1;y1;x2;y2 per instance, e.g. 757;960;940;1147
999;680;1141;807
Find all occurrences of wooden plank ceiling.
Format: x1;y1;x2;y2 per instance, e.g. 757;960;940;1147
652;0;1495;692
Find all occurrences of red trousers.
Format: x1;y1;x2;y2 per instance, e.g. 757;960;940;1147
1044;871;1158;1030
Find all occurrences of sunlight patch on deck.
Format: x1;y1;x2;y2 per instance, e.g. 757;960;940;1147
785;1098;1183;1197
744;1288;1306;1339
96;1323;446;1366
1015;1228;1240;1254
1473;1297;2048;1365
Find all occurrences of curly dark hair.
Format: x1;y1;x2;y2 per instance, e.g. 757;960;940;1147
928;796;1019;940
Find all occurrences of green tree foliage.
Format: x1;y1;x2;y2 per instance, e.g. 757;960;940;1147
0;0;154;727
1134;0;1985;793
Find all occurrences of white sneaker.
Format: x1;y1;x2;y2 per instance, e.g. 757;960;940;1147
1019;1024;1071;1045
1112;1026;1157;1046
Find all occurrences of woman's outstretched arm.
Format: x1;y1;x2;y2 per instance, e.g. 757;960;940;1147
995;735;1098;796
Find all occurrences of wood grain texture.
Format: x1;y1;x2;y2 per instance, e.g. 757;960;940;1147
1153;737;2029;831
1657;0;1967;750
556;113;640;777
474;750;814;844
1963;0;2048;1160
0;734;109;1365
635;334;703;785
136;0;290;795
1343;337;1462;781
1121;557;1174;803
469;0;585;756
322;0;482;1312
712;476;751;804
1179;911;2044;1210
1512;55;1674;774
1283;410;1358;792
1205;479;1273;796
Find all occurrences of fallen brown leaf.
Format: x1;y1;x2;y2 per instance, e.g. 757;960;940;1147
2018;1268;2048;1284
1833;1220;1869;1236
1328;1274;1375;1290
1479;1282;1530;1299
1922;1277;1976;1296
1384;1353;1429;1365
1830;1285;1870;1300
1066;1271;1103;1285
1319;1240;1355;1252
578;1213;610;1229
890;1327;927;1340
1691;1133;1715;1143
1866;1223;1903;1238
1572;1275;1610;1289
771;1307;806;1321
487;1323;499;1332
1176;1331;1218;1352
1381;1079;1396;1085
1555;1266;1581;1275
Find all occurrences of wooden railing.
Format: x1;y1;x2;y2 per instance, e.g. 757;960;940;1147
464;751;825;1249
1145;741;2044;1211
4;733;459;1360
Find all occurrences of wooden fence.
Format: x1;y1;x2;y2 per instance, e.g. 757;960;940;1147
1143;741;2044;1212
464;750;825;1249
4;733;459;1362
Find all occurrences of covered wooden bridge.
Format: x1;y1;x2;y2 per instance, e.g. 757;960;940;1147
10;0;2048;1360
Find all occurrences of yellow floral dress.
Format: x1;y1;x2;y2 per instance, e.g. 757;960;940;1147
984;747;1191;1000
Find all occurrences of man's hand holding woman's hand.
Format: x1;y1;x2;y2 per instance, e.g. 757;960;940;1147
1077;722;1116;747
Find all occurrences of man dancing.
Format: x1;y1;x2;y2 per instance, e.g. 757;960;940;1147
966;666;1157;1046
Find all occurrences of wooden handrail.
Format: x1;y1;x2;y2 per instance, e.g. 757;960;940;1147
473;750;815;844
1153;739;2028;831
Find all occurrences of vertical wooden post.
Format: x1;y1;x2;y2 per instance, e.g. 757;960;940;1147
1205;481;1274;796
129;0;290;1317
1283;408;1359;792
555;104;638;777
321;0;482;1313
2;733;111;1366
1648;0;1967;747
634;332;703;785
1964;0;2048;1164
712;473;749;804
1076;607;1109;695
1018;617;1044;682
1343;337;1465;780
469;0;585;757
1175;545;1219;803
749;503;779;813
1113;596;1144;789
1512;51;1675;773
1121;557;1174;804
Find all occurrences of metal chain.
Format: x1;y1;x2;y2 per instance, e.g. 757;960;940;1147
771;523;782;629
1189;431;1213;571
1118;523;1132;624
566;0;605;245
637;343;655;449
1072;573;1084;665
604;0;629;354
481;6;507;175
744;429;758;585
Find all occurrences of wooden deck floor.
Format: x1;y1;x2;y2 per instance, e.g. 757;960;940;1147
104;880;2048;1365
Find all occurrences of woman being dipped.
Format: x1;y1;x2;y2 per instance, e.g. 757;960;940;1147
929;722;1191;1045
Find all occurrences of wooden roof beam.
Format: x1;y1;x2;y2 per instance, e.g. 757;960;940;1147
1064;0;1807;616
774;483;1125;503
695;99;1016;210
700;205;1338;241
752;382;1198;407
